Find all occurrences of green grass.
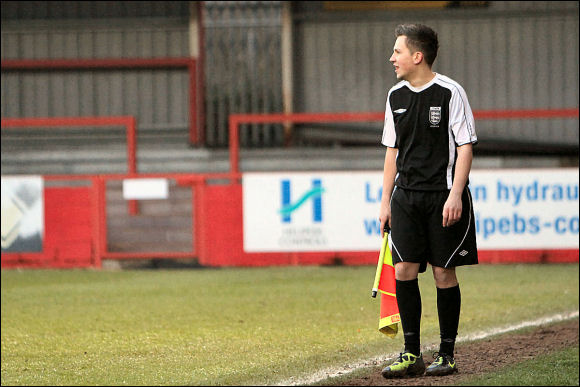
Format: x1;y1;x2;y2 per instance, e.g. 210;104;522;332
457;346;579;386
1;264;578;385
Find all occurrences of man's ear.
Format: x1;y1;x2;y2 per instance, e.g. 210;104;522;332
413;51;424;65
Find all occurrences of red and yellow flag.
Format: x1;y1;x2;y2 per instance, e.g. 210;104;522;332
372;232;400;338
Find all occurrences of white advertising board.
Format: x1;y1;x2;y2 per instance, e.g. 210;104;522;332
1;175;44;252
469;169;579;249
242;169;579;252
243;172;385;252
123;178;169;200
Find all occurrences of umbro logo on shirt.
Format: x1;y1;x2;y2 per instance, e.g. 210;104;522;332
393;108;407;114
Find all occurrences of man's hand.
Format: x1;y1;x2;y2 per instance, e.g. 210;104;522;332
380;202;392;237
443;143;472;227
442;191;462;227
380;147;398;237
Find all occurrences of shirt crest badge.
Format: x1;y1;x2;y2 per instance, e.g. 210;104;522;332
429;106;441;126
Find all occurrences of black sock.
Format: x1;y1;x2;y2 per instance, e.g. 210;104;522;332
436;285;461;356
396;278;422;356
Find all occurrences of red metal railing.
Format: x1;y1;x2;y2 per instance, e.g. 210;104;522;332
1;57;203;145
0;58;192;70
2;116;140;214
473;108;579;120
228;108;580;174
1;116;138;175
229;112;384;174
84;172;239;261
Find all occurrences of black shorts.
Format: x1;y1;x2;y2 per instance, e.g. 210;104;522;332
390;187;478;273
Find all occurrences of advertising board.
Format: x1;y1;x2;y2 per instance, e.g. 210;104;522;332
243;169;579;252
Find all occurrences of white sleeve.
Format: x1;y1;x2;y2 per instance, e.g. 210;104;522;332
449;85;477;146
381;92;396;147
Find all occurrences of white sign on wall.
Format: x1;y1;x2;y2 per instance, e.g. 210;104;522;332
123;178;169;200
469;169;579;249
1;175;44;253
242;169;579;252
243;172;384;252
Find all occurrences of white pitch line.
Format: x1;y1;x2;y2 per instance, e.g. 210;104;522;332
456;310;579;342
274;310;579;386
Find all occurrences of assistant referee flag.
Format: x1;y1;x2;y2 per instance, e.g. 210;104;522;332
374;232;400;337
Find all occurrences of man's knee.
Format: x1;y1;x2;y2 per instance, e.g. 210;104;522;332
395;262;420;281
432;266;458;288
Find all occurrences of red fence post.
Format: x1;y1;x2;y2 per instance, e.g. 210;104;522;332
191;183;198;258
97;176;107;262
125;116;139;215
194;178;208;264
229;116;240;174
126;116;138;175
90;176;103;268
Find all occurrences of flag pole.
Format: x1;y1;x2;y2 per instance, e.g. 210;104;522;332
371;230;389;298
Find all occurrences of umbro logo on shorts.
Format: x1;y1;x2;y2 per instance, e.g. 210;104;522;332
459;250;468;256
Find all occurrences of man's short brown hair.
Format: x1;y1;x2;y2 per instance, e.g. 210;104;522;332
395;24;439;67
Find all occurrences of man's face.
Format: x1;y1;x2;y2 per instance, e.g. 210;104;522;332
389;36;415;80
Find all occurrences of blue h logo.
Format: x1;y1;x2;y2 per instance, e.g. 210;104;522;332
280;179;324;223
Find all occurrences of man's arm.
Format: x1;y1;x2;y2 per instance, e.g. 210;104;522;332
442;143;473;227
380;147;398;236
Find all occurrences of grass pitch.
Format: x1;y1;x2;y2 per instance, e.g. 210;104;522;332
1;263;578;385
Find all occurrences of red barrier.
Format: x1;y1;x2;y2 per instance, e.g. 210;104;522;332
1;171;577;269
93;172;239;261
478;249;579;264
1;185;97;269
0;172;240;268
45;187;95;267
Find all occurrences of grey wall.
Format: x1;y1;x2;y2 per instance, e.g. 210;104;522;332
1;4;191;136
204;1;283;147
1;1;284;147
293;1;579;146
2;1;578;149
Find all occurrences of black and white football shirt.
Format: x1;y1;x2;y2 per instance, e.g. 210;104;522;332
382;73;478;191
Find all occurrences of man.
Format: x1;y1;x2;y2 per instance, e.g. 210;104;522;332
379;24;478;378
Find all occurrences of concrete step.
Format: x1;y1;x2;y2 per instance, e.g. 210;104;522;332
107;216;192;230
107;240;192;253
1;144;390;174
1;139;575;176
